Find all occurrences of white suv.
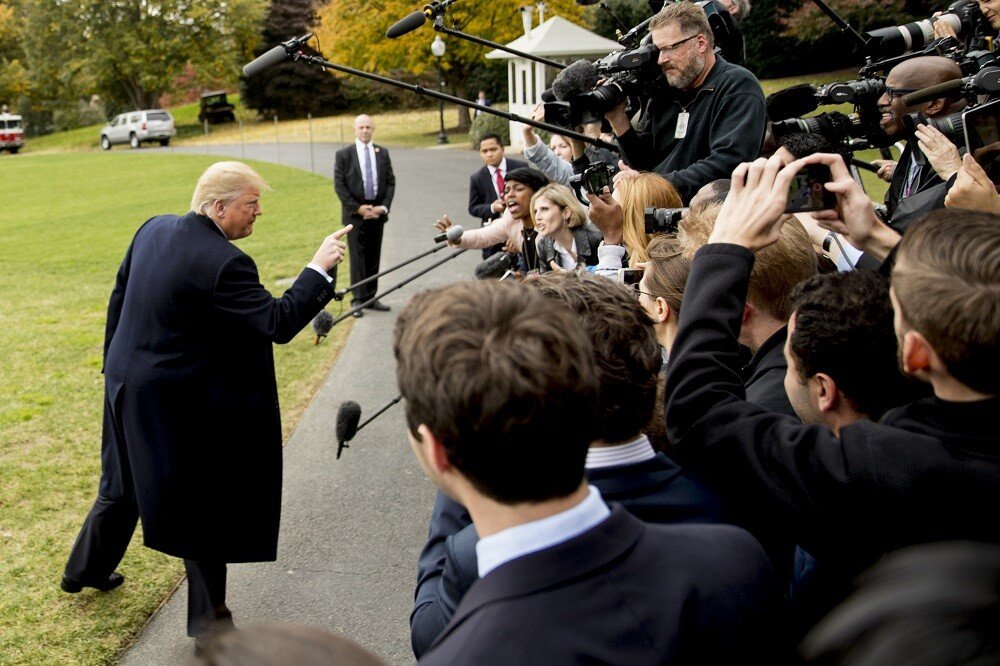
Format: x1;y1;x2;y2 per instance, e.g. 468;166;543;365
100;110;176;150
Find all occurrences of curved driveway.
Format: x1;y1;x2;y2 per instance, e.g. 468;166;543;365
121;142;484;664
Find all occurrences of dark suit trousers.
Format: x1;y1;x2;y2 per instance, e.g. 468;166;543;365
184;559;229;637
347;214;385;303
63;384;139;585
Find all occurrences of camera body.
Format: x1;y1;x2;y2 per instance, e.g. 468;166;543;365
644;207;686;234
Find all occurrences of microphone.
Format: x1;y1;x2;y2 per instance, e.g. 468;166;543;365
475;251;518;280
386;0;458;39
432;224;464;244
335;401;362;459
312;310;334;345
552;60;599;101
765;84;820;121
242;33;313;77
901;68;1000;106
386;11;427;38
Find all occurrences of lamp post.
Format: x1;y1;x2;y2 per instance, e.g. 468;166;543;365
431;35;448;145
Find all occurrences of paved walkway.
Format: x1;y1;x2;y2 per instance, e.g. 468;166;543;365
120;141;484;664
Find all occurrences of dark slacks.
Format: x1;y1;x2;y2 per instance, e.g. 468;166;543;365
64;384;138;584
184;559;230;637
346;212;386;303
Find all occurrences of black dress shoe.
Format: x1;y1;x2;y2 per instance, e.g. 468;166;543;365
61;572;125;593
365;301;391;312
351;309;364;318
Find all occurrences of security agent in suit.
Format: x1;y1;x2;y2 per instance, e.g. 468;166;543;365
468;133;527;259
334;114;395;315
409;273;728;657
664;153;1000;635
396;279;781;665
61;162;351;648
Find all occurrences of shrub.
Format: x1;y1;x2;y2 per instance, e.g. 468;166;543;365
469;108;510;148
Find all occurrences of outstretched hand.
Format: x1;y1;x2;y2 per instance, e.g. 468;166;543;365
708;155;801;252
312;224;353;271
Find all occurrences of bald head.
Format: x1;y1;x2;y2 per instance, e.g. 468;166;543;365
354;114;374;144
891;56;962;89
879;56;965;137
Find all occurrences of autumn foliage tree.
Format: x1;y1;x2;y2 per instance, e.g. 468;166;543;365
314;0;586;130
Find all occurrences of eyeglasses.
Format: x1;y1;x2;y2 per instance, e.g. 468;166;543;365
885;86;918;102
631;284;656;299
657;34;698;55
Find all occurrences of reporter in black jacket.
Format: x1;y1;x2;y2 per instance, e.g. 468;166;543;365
530;184;603;273
664;152;1000;634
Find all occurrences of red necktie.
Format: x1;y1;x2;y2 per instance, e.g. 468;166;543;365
495;169;505;197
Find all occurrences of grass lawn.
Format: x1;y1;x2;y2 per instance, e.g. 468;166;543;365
0;152;353;664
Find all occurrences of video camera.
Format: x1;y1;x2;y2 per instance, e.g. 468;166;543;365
644;207;686;234
543;0;742;130
767;78;892;151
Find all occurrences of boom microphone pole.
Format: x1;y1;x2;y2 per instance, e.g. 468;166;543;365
331;248;470;325
243;40;618;152
332;225;464;301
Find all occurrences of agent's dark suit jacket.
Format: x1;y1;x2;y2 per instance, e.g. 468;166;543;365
419;506;782;665
103;212;334;562
468;158;527;224
410;454;727;657
334;142;395;221
665;243;1000;630
743;326;796;417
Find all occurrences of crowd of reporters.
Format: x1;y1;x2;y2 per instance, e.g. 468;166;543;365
399;0;1000;663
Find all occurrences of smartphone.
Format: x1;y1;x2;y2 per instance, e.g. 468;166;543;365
963;99;1000;190
785;164;837;214
617;268;644;287
584;162;614;195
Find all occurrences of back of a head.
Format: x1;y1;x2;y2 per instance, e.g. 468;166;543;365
619;172;683;265
801;541;1000;665
532;272;662;443
194;623;384;666
680;204;818;320
893;209;1000;395
190;161;270;215
394;281;599;504
790;270;916;419
644;234;692;317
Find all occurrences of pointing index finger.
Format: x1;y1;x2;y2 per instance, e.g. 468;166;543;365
333;224;354;239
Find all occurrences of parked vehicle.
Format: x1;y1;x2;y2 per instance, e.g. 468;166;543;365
0;111;25;154
198;91;236;124
100;110;176;150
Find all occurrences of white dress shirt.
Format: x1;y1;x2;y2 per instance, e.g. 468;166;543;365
354;138;378;196
585;434;657;469
487;157;509;198
476;485;610;578
552;237;579;271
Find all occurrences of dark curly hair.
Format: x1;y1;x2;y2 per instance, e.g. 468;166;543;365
789;270;915;419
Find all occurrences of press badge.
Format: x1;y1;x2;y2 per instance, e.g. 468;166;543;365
674;111;690;139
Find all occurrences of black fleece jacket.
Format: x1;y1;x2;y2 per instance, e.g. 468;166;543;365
616;57;766;203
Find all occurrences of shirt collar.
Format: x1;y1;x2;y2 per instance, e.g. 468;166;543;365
488;158;507;176
355;138;372;151
585;434;657;469
476;485;609;578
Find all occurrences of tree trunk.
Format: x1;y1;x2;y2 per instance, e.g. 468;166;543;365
455;81;472;132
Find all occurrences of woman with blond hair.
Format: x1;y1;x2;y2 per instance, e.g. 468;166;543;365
531;183;603;273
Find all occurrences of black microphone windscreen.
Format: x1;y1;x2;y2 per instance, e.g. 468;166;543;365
336;401;362;444
540;88;556;103
474;251;516;280
312;310;334;337
386;11;427;38
243;45;289;77
552;60;599;101
765;84;820;121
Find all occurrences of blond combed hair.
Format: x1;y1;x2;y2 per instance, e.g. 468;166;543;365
190;161;271;215
893;209;1000;394
618;172;683;266
530;183;587;229
679;203;817;320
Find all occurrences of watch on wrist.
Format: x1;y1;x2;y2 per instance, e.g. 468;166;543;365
822;231;836;253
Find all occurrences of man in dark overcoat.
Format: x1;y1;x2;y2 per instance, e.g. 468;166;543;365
61;161;351;650
333;113;395;316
